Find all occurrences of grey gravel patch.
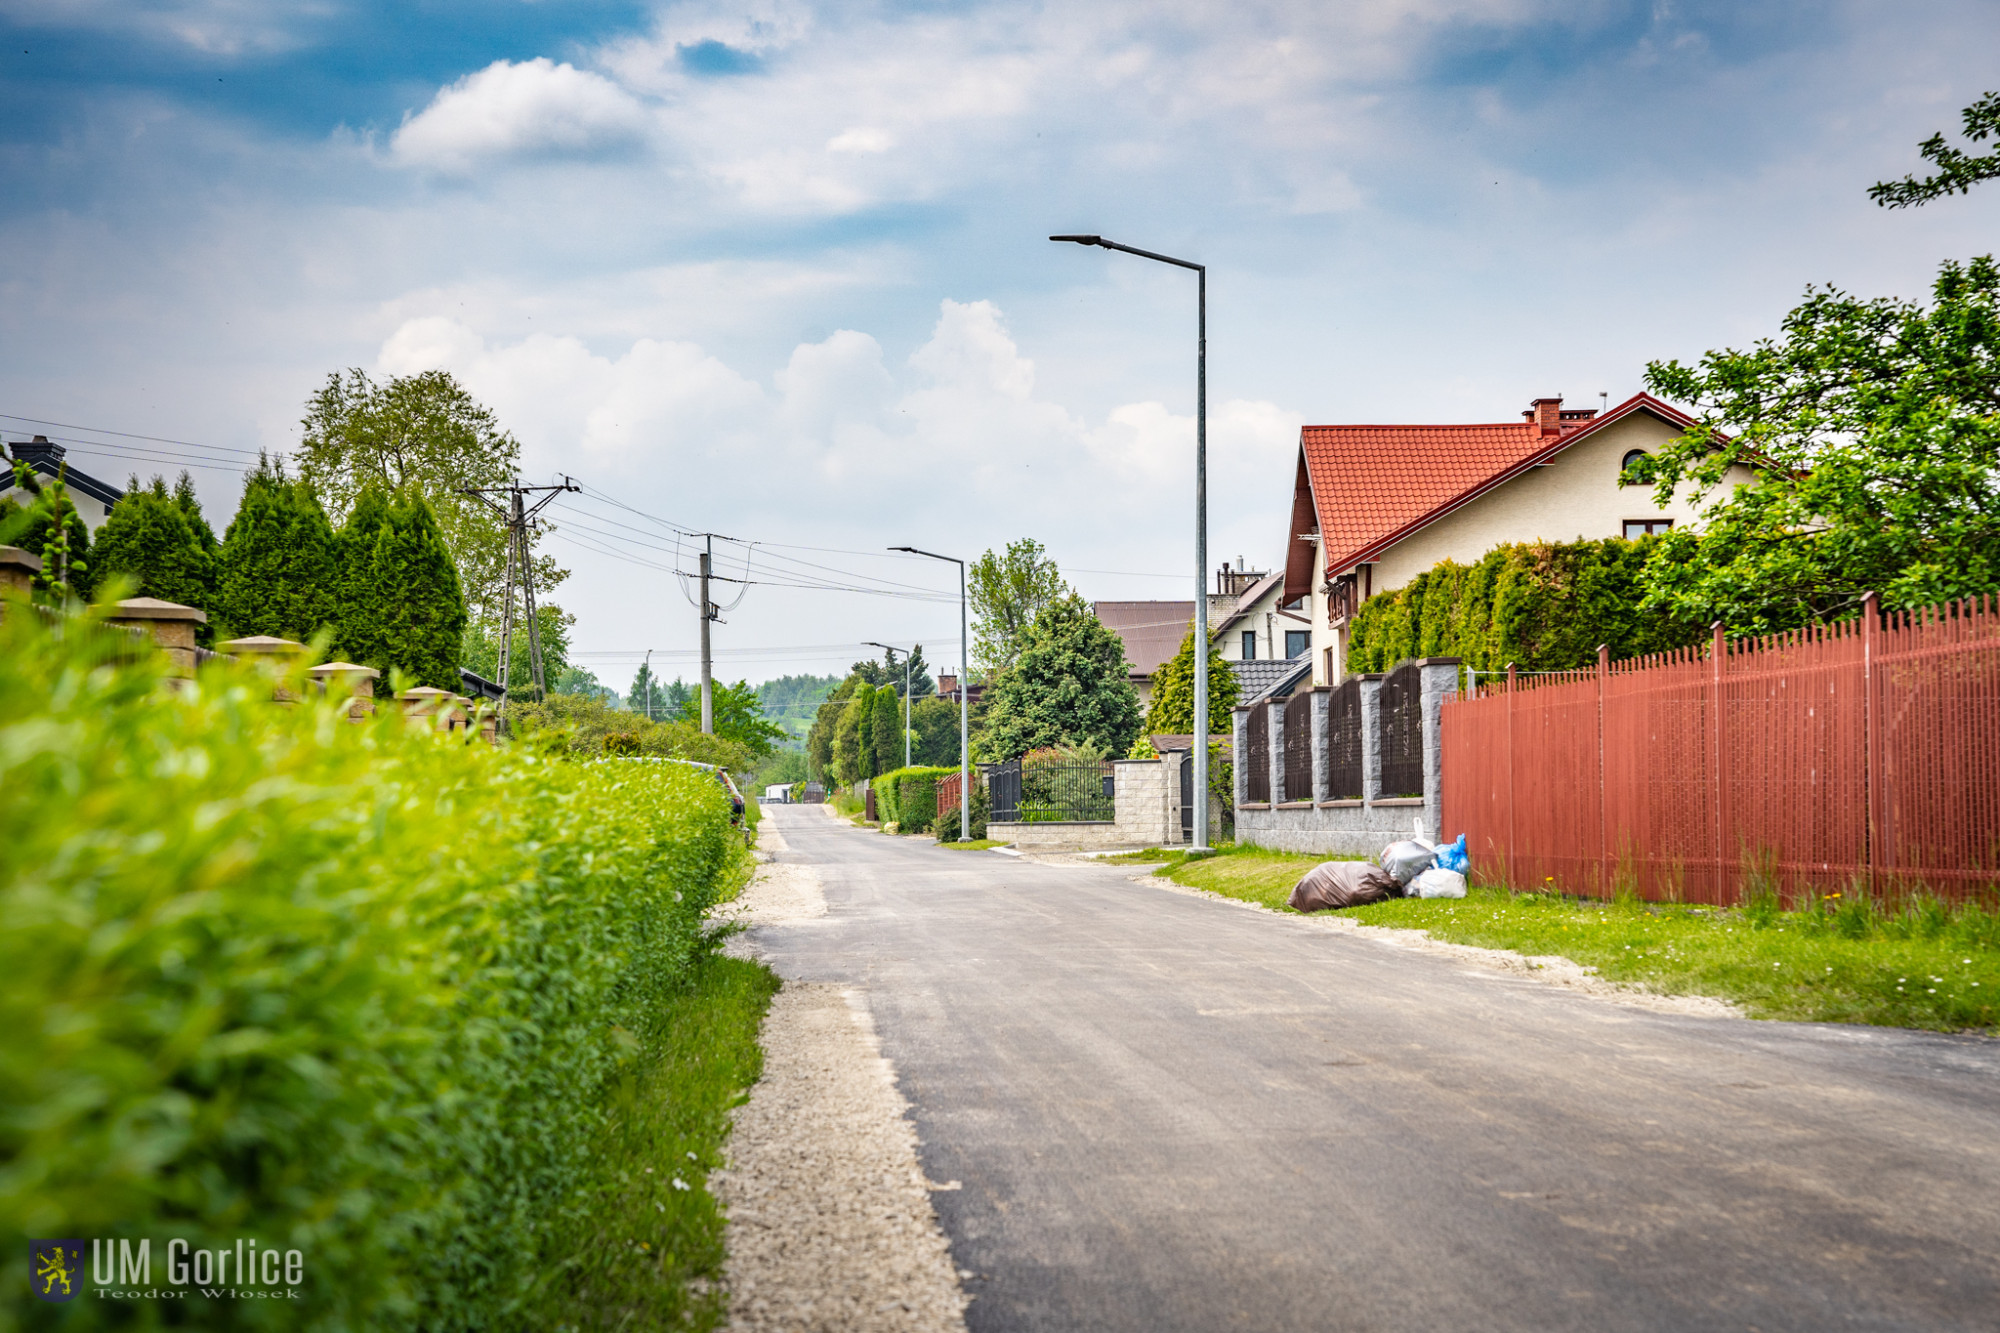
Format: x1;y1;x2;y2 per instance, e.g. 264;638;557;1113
713;984;969;1333
1133;872;1742;1019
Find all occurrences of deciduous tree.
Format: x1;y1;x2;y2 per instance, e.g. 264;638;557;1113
969;538;1069;671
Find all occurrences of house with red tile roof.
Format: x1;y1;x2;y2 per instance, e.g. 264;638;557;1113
1283;392;1757;686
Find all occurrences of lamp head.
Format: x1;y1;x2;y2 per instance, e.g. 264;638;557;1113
1049;234;1103;246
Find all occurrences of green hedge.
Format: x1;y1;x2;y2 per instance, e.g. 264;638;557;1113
1346;537;1703;676
1;608;745;1331
870;765;956;833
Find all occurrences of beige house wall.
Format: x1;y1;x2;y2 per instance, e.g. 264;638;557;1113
1215;577;1307;664
1308;412;1759;685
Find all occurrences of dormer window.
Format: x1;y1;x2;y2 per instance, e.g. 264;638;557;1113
1620;449;1649;484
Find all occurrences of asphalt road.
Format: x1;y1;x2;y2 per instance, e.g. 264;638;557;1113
752;805;2000;1332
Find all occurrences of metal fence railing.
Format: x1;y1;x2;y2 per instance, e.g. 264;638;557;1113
1326;675;1363;800
1244;708;1270;803
988;756;1115;822
1442;593;2000;904
1283;691;1314;801
1377;661;1425;797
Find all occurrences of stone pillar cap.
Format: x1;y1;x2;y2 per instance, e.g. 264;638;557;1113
111;597;207;623
220;635;307;653
0;545;41;574
397;685;455;699
309;661;381;678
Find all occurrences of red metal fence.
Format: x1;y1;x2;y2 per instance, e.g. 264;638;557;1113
1441;593;2000;904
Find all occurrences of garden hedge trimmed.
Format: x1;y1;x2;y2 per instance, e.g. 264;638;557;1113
869;765;956;833
0;609;747;1331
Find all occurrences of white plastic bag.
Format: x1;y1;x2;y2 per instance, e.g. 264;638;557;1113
1378;839;1437;886
1408;867;1467;899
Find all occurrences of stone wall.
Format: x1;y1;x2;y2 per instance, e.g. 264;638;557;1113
1233;658;1459;856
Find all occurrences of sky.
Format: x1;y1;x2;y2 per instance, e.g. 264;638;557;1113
3;0;1997;692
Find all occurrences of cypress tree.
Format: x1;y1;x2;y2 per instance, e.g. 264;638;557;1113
172;471;220;611
871;682;903;773
367;494;466;689
92;479;215;638
218;456;338;641
1143;622;1239;738
333;483;393;665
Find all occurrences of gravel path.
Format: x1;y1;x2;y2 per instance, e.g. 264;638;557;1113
713;821;969;1333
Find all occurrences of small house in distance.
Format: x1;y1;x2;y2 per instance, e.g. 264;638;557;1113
1284;392;1758;686
2;436;126;532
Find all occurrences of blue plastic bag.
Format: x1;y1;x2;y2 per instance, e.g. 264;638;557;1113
1434;834;1469;875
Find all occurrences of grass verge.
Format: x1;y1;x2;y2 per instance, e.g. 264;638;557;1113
935;838;1009;851
568;951;780;1331
1153;847;2000;1033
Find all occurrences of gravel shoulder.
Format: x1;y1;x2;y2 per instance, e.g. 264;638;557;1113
713;833;969;1333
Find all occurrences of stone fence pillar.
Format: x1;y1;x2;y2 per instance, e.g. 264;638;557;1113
106;597;206;679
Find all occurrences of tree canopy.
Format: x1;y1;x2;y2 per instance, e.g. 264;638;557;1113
217;454;337;641
980;593;1142;759
678;678;786;760
1635;255;2000;631
295;368;564;619
92;478;216;638
1870;91;2000;209
970;538;1069;671
1144;623;1241;738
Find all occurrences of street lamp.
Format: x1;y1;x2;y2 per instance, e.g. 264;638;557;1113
889;546;969;841
1050;232;1212;850
864;641;913;770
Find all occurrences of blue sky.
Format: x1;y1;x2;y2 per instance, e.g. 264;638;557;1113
3;0;1996;687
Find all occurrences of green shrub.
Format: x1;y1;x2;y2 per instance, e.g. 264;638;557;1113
0;607;747;1331
869;766;955;833
1347;537;1703;676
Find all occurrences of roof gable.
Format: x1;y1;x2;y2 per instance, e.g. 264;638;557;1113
1294;393;1701;578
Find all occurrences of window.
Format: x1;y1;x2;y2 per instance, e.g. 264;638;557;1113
1286;630;1310;659
1241;630;1257;660
1620;449;1649;484
1623;519;1673;539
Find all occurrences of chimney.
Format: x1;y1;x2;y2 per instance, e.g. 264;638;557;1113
1527;397;1563;436
10;435;64;467
938;673;956;699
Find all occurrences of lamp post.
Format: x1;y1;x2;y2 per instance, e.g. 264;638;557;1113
889;547;969;841
864;641;913;769
1050;233;1211;850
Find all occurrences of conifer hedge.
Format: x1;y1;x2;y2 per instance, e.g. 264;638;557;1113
1345;537;1704;674
0;608;745;1330
870;765;957;833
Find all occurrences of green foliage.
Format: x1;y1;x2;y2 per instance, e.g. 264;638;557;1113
459;603;573;699
832;683;877;784
509;693;755;770
92;477;216;637
754;672;843;742
933;777;989;842
0;609;754;1330
1347;538;1701;674
909;694;963;767
296;368;563;620
981;593;1143;760
1869;90;2000;208
969;538;1070;671
2;459;93;601
1636;256;2000;632
364;494;467;690
870;765;955;833
753;749;811;790
1144;625;1241;736
331;481;392;665
553;664;618;702
871;682;905;773
217;454;338;642
806;675;863;780
678;678;786;760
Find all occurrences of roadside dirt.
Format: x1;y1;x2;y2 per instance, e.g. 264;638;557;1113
713;844;970;1333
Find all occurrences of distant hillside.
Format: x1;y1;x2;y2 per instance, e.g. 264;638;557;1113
755;672;843;742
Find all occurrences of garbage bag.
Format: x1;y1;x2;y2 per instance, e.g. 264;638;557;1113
1434;834;1469;875
1408;867;1467;899
1378;839;1437;886
1288;861;1402;913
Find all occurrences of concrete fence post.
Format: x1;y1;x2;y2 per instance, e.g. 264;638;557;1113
1231;706;1250;812
1358;675;1384;804
1267;697;1286;804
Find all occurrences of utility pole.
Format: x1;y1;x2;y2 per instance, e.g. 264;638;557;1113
461;477;577;719
699;537;714;733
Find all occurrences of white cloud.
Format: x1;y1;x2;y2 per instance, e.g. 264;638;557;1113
0;0;334;54
390;58;649;172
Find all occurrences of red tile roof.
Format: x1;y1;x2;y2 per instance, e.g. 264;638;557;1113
1289;393;1700;595
1093;600;1194;677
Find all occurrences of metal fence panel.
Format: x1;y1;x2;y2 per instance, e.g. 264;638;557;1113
1324;676;1362;800
1283;691;1314;801
1378;662;1424;797
1245;708;1270;803
1441;595;2000;904
988;756;1114;822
